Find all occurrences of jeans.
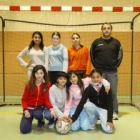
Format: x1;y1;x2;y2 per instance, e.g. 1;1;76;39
102;72;118;114
84;102;113;133
20;106;45;134
70;108;91;131
43;107;56;125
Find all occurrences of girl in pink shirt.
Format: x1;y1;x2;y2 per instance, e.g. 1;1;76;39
64;71;110;131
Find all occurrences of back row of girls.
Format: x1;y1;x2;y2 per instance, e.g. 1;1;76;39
20;65;114;134
17;31;91;82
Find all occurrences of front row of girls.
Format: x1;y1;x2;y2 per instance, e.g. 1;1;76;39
20;65;114;134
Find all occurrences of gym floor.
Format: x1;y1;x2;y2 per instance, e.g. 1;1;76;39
0;105;140;140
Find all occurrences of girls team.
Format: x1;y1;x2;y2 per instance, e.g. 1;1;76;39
17;31;115;134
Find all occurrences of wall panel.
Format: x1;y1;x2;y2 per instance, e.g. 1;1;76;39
3;31;132;96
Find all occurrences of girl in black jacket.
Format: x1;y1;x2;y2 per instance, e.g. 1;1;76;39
69;69;114;133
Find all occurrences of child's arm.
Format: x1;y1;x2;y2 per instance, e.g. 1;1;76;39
64;90;73;117
85;47;91;76
21;84;31;118
107;90;113;124
71;87;89;123
82;77;91;88
62;47;68;72
17;47;35;68
102;79;110;93
21;84;29;111
44;83;57;119
17;47;30;67
44;47;49;72
49;88;64;118
24;110;30;118
44;82;53;109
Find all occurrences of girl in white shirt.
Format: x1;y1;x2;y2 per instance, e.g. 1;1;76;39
17;31;48;79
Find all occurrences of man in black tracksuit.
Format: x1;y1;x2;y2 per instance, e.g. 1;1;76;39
90;23;123;120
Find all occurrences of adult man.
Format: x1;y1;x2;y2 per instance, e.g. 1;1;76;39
90;22;123;120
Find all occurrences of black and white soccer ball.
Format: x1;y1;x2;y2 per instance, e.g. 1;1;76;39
56;120;70;134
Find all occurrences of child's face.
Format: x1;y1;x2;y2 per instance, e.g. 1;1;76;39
72;34;80;46
32;34;41;45
35;69;44;81
52;35;60;46
57;77;67;87
91;72;102;84
69;73;78;84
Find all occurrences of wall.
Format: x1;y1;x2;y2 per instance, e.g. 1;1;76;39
0;0;140;103
0;0;140;31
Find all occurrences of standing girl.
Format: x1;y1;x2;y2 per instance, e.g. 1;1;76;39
68;33;91;78
47;31;68;84
17;31;48;79
44;71;67;129
69;69;114;134
20;65;56;134
64;71;110;131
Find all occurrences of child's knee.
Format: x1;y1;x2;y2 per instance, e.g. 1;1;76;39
84;102;94;109
81;124;89;131
33;113;43;120
71;124;80;131
80;119;90;131
20;125;31;134
71;121;80;131
43;111;51;120
84;102;96;112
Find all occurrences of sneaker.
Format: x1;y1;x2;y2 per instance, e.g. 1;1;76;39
37;119;45;130
89;124;96;130
48;123;55;129
37;126;44;131
113;113;119;120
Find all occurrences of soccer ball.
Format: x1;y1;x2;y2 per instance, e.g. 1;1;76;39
56;120;70;134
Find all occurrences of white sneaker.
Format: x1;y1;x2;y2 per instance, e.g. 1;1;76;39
113;113;119;120
48;123;55;129
89;123;96;130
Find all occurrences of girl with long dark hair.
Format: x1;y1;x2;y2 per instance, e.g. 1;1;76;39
20;65;56;134
17;31;48;79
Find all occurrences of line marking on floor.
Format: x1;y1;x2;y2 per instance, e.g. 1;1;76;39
0;111;139;115
0;112;22;114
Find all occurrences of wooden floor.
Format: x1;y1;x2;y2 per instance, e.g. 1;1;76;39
0;105;140;140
